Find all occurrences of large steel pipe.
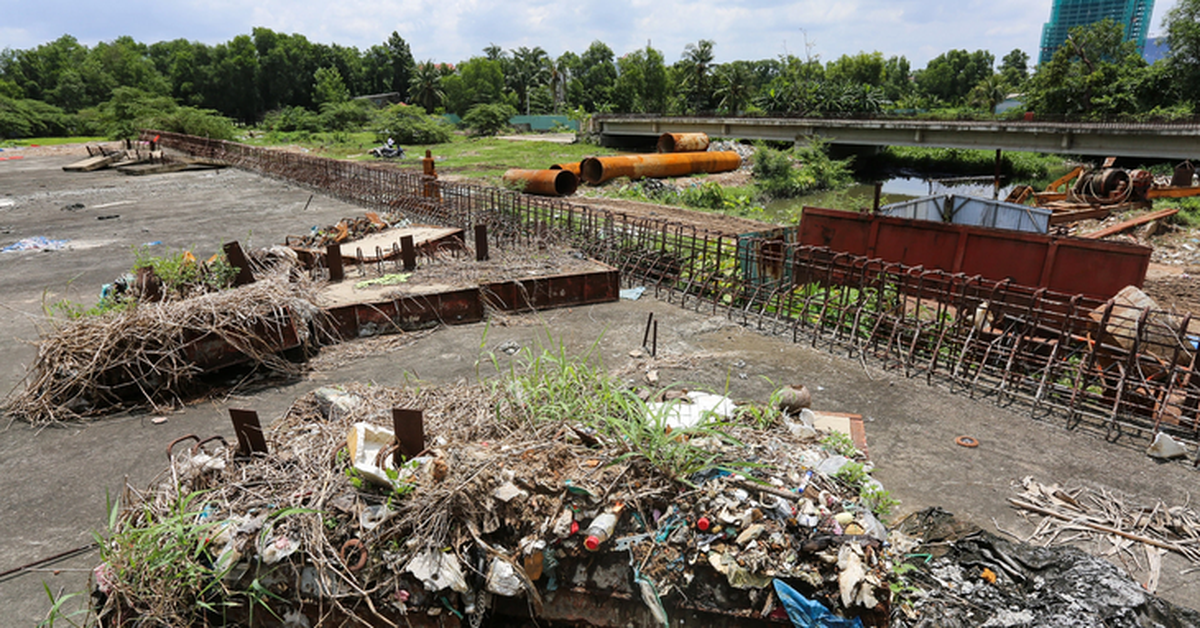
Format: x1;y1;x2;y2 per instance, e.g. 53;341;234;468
549;161;582;176
657;132;710;153
579;152;741;185
502;169;579;196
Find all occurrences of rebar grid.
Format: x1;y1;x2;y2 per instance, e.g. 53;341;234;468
151;131;1200;452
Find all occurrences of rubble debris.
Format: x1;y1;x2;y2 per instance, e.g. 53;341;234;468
90;371;900;627
1146;432;1189;459
1082;208;1180;240
890;508;1200;627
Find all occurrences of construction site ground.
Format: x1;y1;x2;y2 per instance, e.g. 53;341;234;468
2;149;1199;625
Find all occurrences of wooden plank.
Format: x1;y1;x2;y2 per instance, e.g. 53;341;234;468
117;162;188;176
62;152;124;172
1081;208;1179;240
1048;206;1111;225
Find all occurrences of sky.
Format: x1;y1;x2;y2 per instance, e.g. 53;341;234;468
0;0;1179;69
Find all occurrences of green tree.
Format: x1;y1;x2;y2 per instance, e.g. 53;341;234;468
1167;0;1200;108
998;49;1029;89
510;46;550;115
1024;20;1146;117
442;57;507;116
386;32;415;100
881;56;912;103
579;41;617;111
914;49;995;106
679;39;716;112
612;45;667;113
313;66;349;106
409;60;445;112
826;52;885;87
967;74;1007;113
714;63;753;114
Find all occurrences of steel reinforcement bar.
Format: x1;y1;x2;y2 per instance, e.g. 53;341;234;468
151;131;1200;454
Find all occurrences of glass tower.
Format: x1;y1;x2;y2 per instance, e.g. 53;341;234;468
1039;0;1155;64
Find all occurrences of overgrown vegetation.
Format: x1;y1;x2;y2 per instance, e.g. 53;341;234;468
462;103;518;136
370;103;453;145
753;139;854;200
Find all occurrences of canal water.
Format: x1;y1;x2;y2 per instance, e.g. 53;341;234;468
761;176;1021;223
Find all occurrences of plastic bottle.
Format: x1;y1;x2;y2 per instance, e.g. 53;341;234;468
583;505;624;551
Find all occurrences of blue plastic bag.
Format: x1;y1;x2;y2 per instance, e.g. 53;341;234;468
772;579;863;628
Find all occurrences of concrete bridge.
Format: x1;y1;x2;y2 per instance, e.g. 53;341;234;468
593;115;1200;160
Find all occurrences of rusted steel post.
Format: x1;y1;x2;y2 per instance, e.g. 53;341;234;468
994;149;1002;200
643;312;654;349
222;241;256;286
392;408;426;464
230;408;268;456
327;244;344;282
873;182;882;213
475;224;489;261
401;235;416;271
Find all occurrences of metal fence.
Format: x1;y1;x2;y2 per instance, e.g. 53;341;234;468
150;131;1200;455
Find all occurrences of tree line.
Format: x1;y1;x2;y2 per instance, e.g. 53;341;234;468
5;1;1200;139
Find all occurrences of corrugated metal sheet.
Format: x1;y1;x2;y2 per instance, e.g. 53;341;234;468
880;194;1051;234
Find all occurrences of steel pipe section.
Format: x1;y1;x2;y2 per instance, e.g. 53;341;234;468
656;132;710;153
549;161;582;176
502;169;579;196
579;152;741;185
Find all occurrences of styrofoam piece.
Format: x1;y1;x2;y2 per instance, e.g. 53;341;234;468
647;391;736;430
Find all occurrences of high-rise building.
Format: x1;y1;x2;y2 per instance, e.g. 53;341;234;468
1039;0;1155;64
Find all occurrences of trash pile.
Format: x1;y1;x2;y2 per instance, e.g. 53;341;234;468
888;508;1200;627
709;140;756;167
287;211;395;249
90;373;903;627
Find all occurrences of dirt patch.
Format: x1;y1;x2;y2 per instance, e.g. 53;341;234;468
569;194;773;235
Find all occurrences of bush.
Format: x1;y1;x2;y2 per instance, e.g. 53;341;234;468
141;106;235;140
753;139;852;200
462;103;517;137
262;106;322;134
371;104;453;145
318;99;373;131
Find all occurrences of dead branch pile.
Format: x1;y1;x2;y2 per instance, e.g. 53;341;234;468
5;272;326;426
1009;476;1200;592
95;381;897;627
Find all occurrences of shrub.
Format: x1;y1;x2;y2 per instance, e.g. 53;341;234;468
141;106;236;140
462;103;517;137
318;99;373;131
371;104;453;145
262;106;322;134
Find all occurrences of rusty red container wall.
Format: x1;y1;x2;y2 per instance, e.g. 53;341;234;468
484;267;619;312
798;207;1150;300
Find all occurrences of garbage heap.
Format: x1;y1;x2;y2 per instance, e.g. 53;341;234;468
91;379;900;627
887;508;1200;627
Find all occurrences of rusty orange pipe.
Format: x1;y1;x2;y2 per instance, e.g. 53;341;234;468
502;169;579;196
550;161;582;176
657;133;710;153
579;152;741;185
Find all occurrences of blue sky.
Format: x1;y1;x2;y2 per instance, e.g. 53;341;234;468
0;0;1177;68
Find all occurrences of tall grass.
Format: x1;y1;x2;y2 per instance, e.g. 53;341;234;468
486;333;748;484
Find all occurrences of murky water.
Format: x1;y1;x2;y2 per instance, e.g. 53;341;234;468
761;176;1021;223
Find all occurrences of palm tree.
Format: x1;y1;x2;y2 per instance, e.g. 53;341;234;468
714;63;751;114
681;39;715;111
511;46;551;115
968;74;1008;114
408;60;444;112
